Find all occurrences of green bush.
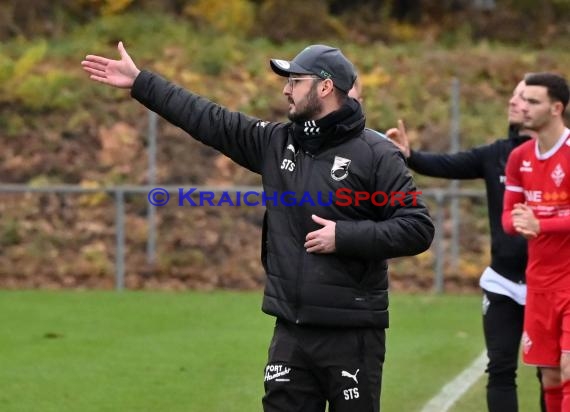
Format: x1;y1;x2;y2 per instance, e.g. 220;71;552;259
14;72;77;111
0;41;79;111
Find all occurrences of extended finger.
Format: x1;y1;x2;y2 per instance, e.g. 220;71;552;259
82;68;109;82
88;75;112;84
81;60;109;73
81;64;107;76
84;55;111;65
398;119;406;134
118;41;128;57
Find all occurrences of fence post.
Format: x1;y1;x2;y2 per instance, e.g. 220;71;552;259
146;110;158;265
115;189;125;291
434;190;446;294
449;77;461;274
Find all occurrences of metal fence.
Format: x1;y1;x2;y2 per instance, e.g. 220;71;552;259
0;183;485;293
1;78;477;292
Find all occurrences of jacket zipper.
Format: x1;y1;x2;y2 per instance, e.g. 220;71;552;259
294;150;316;323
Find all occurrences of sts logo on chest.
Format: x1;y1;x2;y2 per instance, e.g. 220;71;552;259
281;144;297;172
280;159;295;172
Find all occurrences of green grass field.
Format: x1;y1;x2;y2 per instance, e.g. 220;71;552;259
0;291;539;411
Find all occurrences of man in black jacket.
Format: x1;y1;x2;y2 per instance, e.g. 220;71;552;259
386;80;544;412
81;43;434;412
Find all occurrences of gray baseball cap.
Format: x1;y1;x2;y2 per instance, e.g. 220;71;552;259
270;44;356;93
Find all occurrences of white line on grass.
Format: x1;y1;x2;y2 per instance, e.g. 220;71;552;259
420;350;487;412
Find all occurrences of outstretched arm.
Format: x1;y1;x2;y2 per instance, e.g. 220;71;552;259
81;41;141;89
386;119;485;179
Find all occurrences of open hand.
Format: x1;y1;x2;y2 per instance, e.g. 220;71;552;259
81;41;140;89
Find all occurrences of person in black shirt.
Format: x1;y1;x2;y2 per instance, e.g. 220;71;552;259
81;42;434;412
386;80;544;412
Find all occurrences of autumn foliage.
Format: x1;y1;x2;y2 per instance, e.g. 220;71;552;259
0;2;568;290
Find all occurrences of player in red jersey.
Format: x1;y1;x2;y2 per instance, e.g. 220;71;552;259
502;72;570;412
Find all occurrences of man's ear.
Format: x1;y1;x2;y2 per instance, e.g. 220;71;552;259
321;79;334;96
552;101;564;116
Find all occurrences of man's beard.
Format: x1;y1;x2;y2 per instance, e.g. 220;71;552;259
288;84;322;123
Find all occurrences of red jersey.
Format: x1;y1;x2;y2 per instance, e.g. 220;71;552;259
502;128;570;291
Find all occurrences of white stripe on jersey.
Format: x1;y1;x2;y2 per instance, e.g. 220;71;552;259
505;185;524;192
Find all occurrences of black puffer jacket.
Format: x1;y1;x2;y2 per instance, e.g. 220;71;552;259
407;126;531;283
132;70;434;328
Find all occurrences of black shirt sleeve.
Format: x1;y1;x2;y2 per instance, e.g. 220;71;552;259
407;145;489;180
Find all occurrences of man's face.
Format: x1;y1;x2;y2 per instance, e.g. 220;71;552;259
284;75;323;122
522;85;554;131
508;81;526;125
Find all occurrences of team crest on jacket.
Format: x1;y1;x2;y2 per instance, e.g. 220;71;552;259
331;156;351;181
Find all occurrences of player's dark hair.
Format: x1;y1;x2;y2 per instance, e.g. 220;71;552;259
525;72;569;111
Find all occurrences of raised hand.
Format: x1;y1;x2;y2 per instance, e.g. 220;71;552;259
385;119;411;158
81;41;141;89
